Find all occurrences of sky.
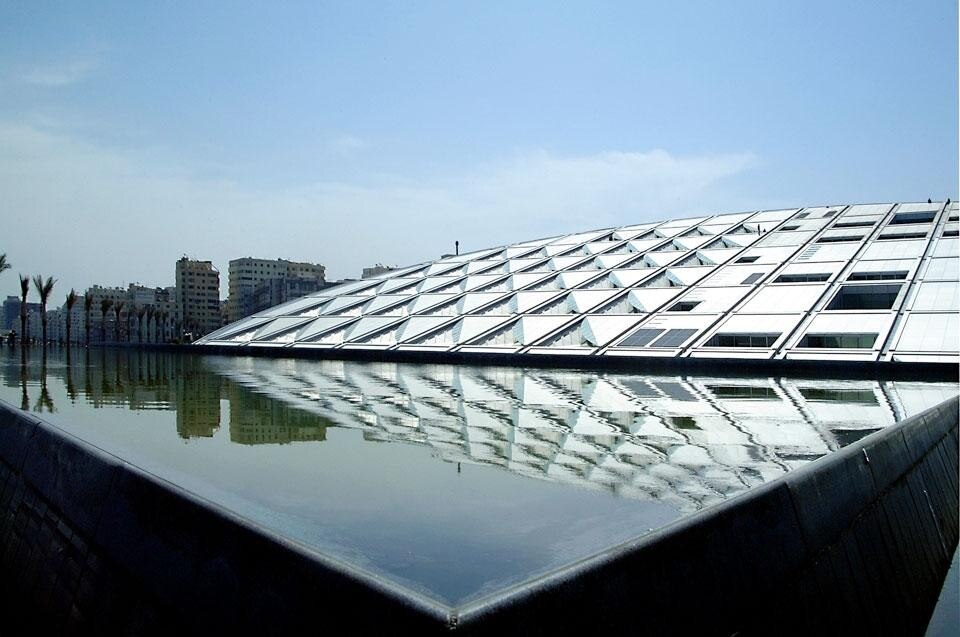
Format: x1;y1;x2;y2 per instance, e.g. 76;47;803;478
0;1;957;301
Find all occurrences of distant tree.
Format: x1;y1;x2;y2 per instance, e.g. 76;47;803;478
153;309;163;343
160;310;169;343
0;254;10;277
145;307;155;344
128;307;138;344
84;295;93;345
113;300;125;343
135;306;146;344
65;289;79;347
19;274;29;344
32;275;56;345
100;298;113;344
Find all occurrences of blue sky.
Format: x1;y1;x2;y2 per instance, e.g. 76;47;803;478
1;1;956;299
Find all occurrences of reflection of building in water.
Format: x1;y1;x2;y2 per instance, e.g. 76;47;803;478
227;384;329;445
174;361;223;439
2;350;189;412
210;358;958;513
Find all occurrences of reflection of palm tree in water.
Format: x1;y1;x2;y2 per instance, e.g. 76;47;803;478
19;349;28;411
84;349;93;400
114;349;125;398
65;348;77;402
100;349;112;396
35;354;54;413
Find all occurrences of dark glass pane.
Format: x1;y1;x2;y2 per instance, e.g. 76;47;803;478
889;211;936;225
826;284;901;310
618;327;664;347
847;271;908;282
651;328;697;347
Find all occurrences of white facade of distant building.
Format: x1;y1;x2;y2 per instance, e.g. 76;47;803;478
176;258;221;338
227;257;326;323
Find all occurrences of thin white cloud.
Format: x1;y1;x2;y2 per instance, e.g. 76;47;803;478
324;135;369;154
0;120;757;300
16;58;99;87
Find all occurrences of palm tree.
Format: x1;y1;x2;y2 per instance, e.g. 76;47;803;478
65;289;78;347
135;306;146;344
0;254;10;277
154;309;162;344
128;307;138;344
19;274;29;344
84;295;92;346
145;307;155;344
160;310;169;343
32;275;56;345
100;298;113;344
113;300;125;343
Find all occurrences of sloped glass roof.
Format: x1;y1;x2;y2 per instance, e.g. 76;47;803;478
198;202;960;365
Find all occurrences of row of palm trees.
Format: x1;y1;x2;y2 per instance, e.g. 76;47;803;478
1;252;183;346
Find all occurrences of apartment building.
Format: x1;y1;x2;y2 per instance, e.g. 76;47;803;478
176;258;221;339
227;257;326;322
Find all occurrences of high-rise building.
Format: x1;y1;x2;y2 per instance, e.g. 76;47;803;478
2;296;40;334
175;258;221;339
227;257;326;322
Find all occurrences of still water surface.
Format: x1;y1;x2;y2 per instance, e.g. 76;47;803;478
1;347;956;605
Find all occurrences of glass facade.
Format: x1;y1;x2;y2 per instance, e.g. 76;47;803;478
197;201;960;365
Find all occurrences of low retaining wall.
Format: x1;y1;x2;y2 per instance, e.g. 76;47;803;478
0;395;956;635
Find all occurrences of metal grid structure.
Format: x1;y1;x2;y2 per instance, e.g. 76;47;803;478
208;357;958;513
198;201;959;364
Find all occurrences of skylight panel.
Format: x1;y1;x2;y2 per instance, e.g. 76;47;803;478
825;284;902;311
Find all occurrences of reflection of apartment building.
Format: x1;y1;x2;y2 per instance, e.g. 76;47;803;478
176;258;221;338
228;257;326;322
228;386;328;445
175;365;222;439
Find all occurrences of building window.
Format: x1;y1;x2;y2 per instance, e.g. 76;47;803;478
833;220;875;229
651;328;697;347
741;272;764;284
846;271;908;282
825;284;902;310
817;234;864;244
668;300;702;312
736;255;759;263
774;272;830;283
798;333;878;348
707;385;778;399
889;211;936;225
878;232;927;240
618;327;664;347
704;333;780;347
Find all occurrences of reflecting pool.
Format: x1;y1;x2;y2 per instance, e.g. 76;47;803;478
1;346;956;605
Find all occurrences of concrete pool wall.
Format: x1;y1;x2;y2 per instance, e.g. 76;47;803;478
0;393;956;635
